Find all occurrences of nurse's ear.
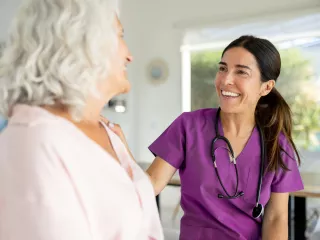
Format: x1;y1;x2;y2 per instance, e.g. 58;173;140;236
260;80;275;97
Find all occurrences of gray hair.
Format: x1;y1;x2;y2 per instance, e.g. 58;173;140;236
0;0;119;120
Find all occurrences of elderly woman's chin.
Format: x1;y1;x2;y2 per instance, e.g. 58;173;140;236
122;81;131;94
117;77;131;94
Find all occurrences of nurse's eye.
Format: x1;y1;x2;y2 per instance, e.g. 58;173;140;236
237;70;248;76
219;66;227;72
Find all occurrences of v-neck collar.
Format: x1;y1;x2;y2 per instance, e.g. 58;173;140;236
99;121;129;167
216;111;258;160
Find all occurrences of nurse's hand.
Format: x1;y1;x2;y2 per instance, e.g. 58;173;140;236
100;117;128;147
100;116;135;162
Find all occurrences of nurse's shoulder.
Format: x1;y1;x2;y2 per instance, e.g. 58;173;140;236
270;132;304;193
172;108;218;128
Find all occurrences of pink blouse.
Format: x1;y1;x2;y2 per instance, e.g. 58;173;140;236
0;104;164;240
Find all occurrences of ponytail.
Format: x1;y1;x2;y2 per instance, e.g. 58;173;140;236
255;88;301;172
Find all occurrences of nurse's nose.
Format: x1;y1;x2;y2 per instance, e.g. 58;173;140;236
222;72;234;86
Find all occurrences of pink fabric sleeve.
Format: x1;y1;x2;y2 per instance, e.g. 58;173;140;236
0;142;92;240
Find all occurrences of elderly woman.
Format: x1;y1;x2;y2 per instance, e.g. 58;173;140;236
0;0;163;239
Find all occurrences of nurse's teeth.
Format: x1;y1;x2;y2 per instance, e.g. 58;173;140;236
222;90;240;97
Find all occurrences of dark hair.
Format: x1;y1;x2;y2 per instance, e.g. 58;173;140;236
222;35;300;172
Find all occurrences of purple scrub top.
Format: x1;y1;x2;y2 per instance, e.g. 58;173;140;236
149;108;304;240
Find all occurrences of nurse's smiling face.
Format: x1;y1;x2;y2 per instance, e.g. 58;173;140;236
215;47;274;114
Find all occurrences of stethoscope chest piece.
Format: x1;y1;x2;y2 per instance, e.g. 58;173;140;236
252;203;264;219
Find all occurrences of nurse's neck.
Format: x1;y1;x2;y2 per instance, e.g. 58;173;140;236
220;109;255;138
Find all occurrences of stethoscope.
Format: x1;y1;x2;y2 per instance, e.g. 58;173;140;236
211;107;265;219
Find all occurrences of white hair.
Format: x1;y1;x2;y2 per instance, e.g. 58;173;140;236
0;0;120;120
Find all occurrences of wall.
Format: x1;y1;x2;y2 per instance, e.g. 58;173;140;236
1;0;320;163
0;1;21;40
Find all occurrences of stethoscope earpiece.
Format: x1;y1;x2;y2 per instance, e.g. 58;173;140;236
252;203;264;219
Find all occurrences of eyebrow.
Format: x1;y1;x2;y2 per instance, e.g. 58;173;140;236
219;61;251;70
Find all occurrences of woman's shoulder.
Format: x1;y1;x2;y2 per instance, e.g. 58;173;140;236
0;104;76;156
276;132;300;166
278;132;293;149
177;108;218;124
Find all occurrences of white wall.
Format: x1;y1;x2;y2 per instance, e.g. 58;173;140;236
1;0;320;163
0;0;21;40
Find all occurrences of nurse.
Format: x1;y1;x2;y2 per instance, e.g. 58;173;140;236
146;35;304;239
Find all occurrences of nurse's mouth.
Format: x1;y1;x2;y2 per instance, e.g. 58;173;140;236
221;90;240;98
